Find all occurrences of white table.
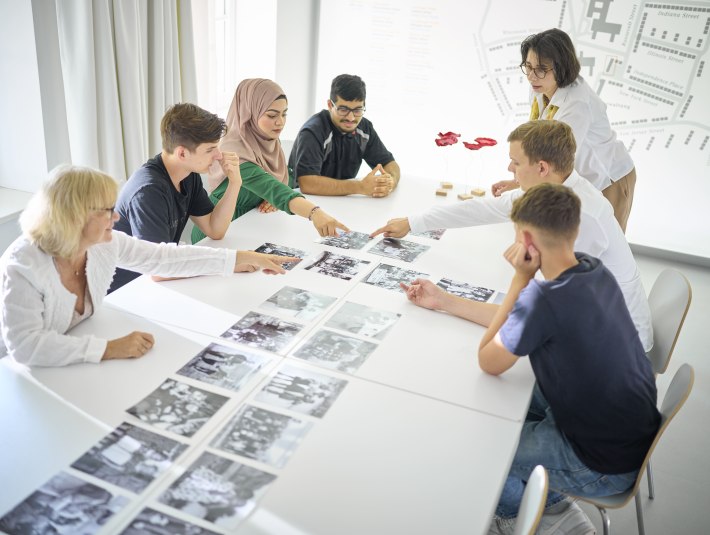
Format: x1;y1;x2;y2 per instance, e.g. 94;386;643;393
1;178;535;534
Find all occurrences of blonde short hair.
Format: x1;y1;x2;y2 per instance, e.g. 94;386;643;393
20;165;118;258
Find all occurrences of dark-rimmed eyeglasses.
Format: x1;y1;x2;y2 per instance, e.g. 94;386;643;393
330;100;365;117
520;63;554;79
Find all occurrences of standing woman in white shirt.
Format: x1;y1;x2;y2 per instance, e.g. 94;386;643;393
493;28;636;233
0;165;295;367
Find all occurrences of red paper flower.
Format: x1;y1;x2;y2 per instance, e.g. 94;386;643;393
435;131;460;147
463;141;483;150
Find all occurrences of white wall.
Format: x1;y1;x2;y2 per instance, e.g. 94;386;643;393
0;2;48;192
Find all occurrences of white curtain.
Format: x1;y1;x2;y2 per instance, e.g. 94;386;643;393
33;0;196;182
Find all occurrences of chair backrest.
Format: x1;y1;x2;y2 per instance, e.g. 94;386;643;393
647;269;692;374
514;465;548;535
624;363;695;500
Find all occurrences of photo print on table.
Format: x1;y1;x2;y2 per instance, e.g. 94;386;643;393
368;237;430;263
254;242;307;270
436;278;495;302
126;379;229;438
210;404;313;469
362;263;430;293
292;329;378;374
410;228;446;240
220;311;303;353
259;286;337;322
0;471;129;535
325;301;402;341
158;451;276;531
71;422;187;494
302;250;372;281
254;363;348;418
318;230;372;250
119;507;220;535
177;343;271;392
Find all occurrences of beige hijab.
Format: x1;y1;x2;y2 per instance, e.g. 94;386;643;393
208;78;288;189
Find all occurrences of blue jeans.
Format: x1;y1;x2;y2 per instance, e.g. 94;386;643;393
496;383;639;519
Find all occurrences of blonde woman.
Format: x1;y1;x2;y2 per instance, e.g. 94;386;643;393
0;165;296;367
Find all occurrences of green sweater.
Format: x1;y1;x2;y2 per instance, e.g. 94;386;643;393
191;161;303;243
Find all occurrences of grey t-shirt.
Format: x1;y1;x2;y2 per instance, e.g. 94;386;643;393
110;154;214;292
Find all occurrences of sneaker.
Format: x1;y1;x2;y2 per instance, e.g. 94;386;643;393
537;500;596;534
487;515;516;535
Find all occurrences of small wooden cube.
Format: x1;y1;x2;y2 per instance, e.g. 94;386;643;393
435;188;448;196
471;188;486;197
440;182;454;189
457;193;474;200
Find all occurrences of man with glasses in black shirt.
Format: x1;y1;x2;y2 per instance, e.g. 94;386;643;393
289;74;400;198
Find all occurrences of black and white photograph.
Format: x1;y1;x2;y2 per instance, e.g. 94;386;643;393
436;277;495;302
119;507;220;535
302;250;372;281
220;312;303;353
318;230;372;250
254;242;307;270
71;422;187;494
325;301;402;341
368;237;430;263
210;405;313;468
0;471;128;535
362;263;430;293
126;379;229;438
259;286;337;322
410;228;446;240
254;364;348;418
177;343;271;392
158;451;276;531
292;329;378;374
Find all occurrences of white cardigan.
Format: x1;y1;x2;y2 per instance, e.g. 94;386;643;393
408;172;653;352
0;231;236;367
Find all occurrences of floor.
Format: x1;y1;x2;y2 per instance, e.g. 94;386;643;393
577;253;710;534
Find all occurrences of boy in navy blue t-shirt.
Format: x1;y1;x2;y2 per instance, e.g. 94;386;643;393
402;184;659;534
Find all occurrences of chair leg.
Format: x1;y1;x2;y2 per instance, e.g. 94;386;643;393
596;506;611;535
634;492;646;535
646;460;655;499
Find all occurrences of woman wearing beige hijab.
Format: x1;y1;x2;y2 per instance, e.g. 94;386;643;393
192;78;348;242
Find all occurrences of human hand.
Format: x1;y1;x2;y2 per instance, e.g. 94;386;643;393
370;217;411;238
399;278;447;310
103;331;155;360
491;179;519;197
311;208;350;237
235;251;300;275
218;151;242;185
360;164;394;198
258;200;279;213
503;241;540;281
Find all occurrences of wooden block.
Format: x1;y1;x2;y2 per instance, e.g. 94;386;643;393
470;188;486;197
435;188;448;196
457;193;474;200
440;182;454;189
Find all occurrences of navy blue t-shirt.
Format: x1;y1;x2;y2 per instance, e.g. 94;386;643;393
288;109;394;182
109;154;214;292
500;253;660;474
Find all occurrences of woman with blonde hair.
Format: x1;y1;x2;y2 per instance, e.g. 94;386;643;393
0;165;296;367
192;78;348;243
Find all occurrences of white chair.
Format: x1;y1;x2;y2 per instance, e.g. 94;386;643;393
514;465;548;535
567;363;695;535
645;269;692;498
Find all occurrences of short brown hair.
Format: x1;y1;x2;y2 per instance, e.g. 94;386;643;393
520;28;580;88
507;120;576;175
160;103;227;152
510;183;580;243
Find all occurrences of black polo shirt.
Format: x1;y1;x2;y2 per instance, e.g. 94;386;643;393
289;110;394;183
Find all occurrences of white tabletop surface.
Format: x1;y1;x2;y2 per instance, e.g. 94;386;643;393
1;177;534;534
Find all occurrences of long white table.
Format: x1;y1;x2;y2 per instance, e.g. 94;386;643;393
0;177;535;535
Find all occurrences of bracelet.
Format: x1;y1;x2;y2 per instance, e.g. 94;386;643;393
308;206;321;221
